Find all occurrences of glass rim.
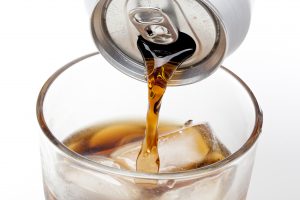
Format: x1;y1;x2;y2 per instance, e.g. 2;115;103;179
36;52;263;180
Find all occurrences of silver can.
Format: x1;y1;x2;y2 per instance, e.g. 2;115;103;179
85;0;253;85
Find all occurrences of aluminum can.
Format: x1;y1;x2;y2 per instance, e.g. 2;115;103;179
85;0;253;85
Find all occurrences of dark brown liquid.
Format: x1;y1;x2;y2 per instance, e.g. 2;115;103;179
63;121;230;171
135;32;196;173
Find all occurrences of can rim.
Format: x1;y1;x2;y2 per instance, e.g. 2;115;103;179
37;52;263;180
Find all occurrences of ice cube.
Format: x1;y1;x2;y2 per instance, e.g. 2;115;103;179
111;124;230;172
54;159;141;200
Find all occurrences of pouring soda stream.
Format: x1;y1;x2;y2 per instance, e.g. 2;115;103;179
128;8;199;173
135;31;196;173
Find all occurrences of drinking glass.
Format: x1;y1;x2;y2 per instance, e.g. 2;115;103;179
37;52;262;200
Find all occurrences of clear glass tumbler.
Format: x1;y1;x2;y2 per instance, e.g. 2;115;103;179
37;52;262;200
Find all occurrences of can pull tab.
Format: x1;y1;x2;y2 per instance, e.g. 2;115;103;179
129;7;178;45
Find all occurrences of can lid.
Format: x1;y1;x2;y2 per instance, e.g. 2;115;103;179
91;0;227;85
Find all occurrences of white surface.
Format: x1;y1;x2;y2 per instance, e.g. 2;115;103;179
0;0;299;199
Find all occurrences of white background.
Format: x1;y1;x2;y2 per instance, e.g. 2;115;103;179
0;0;299;199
